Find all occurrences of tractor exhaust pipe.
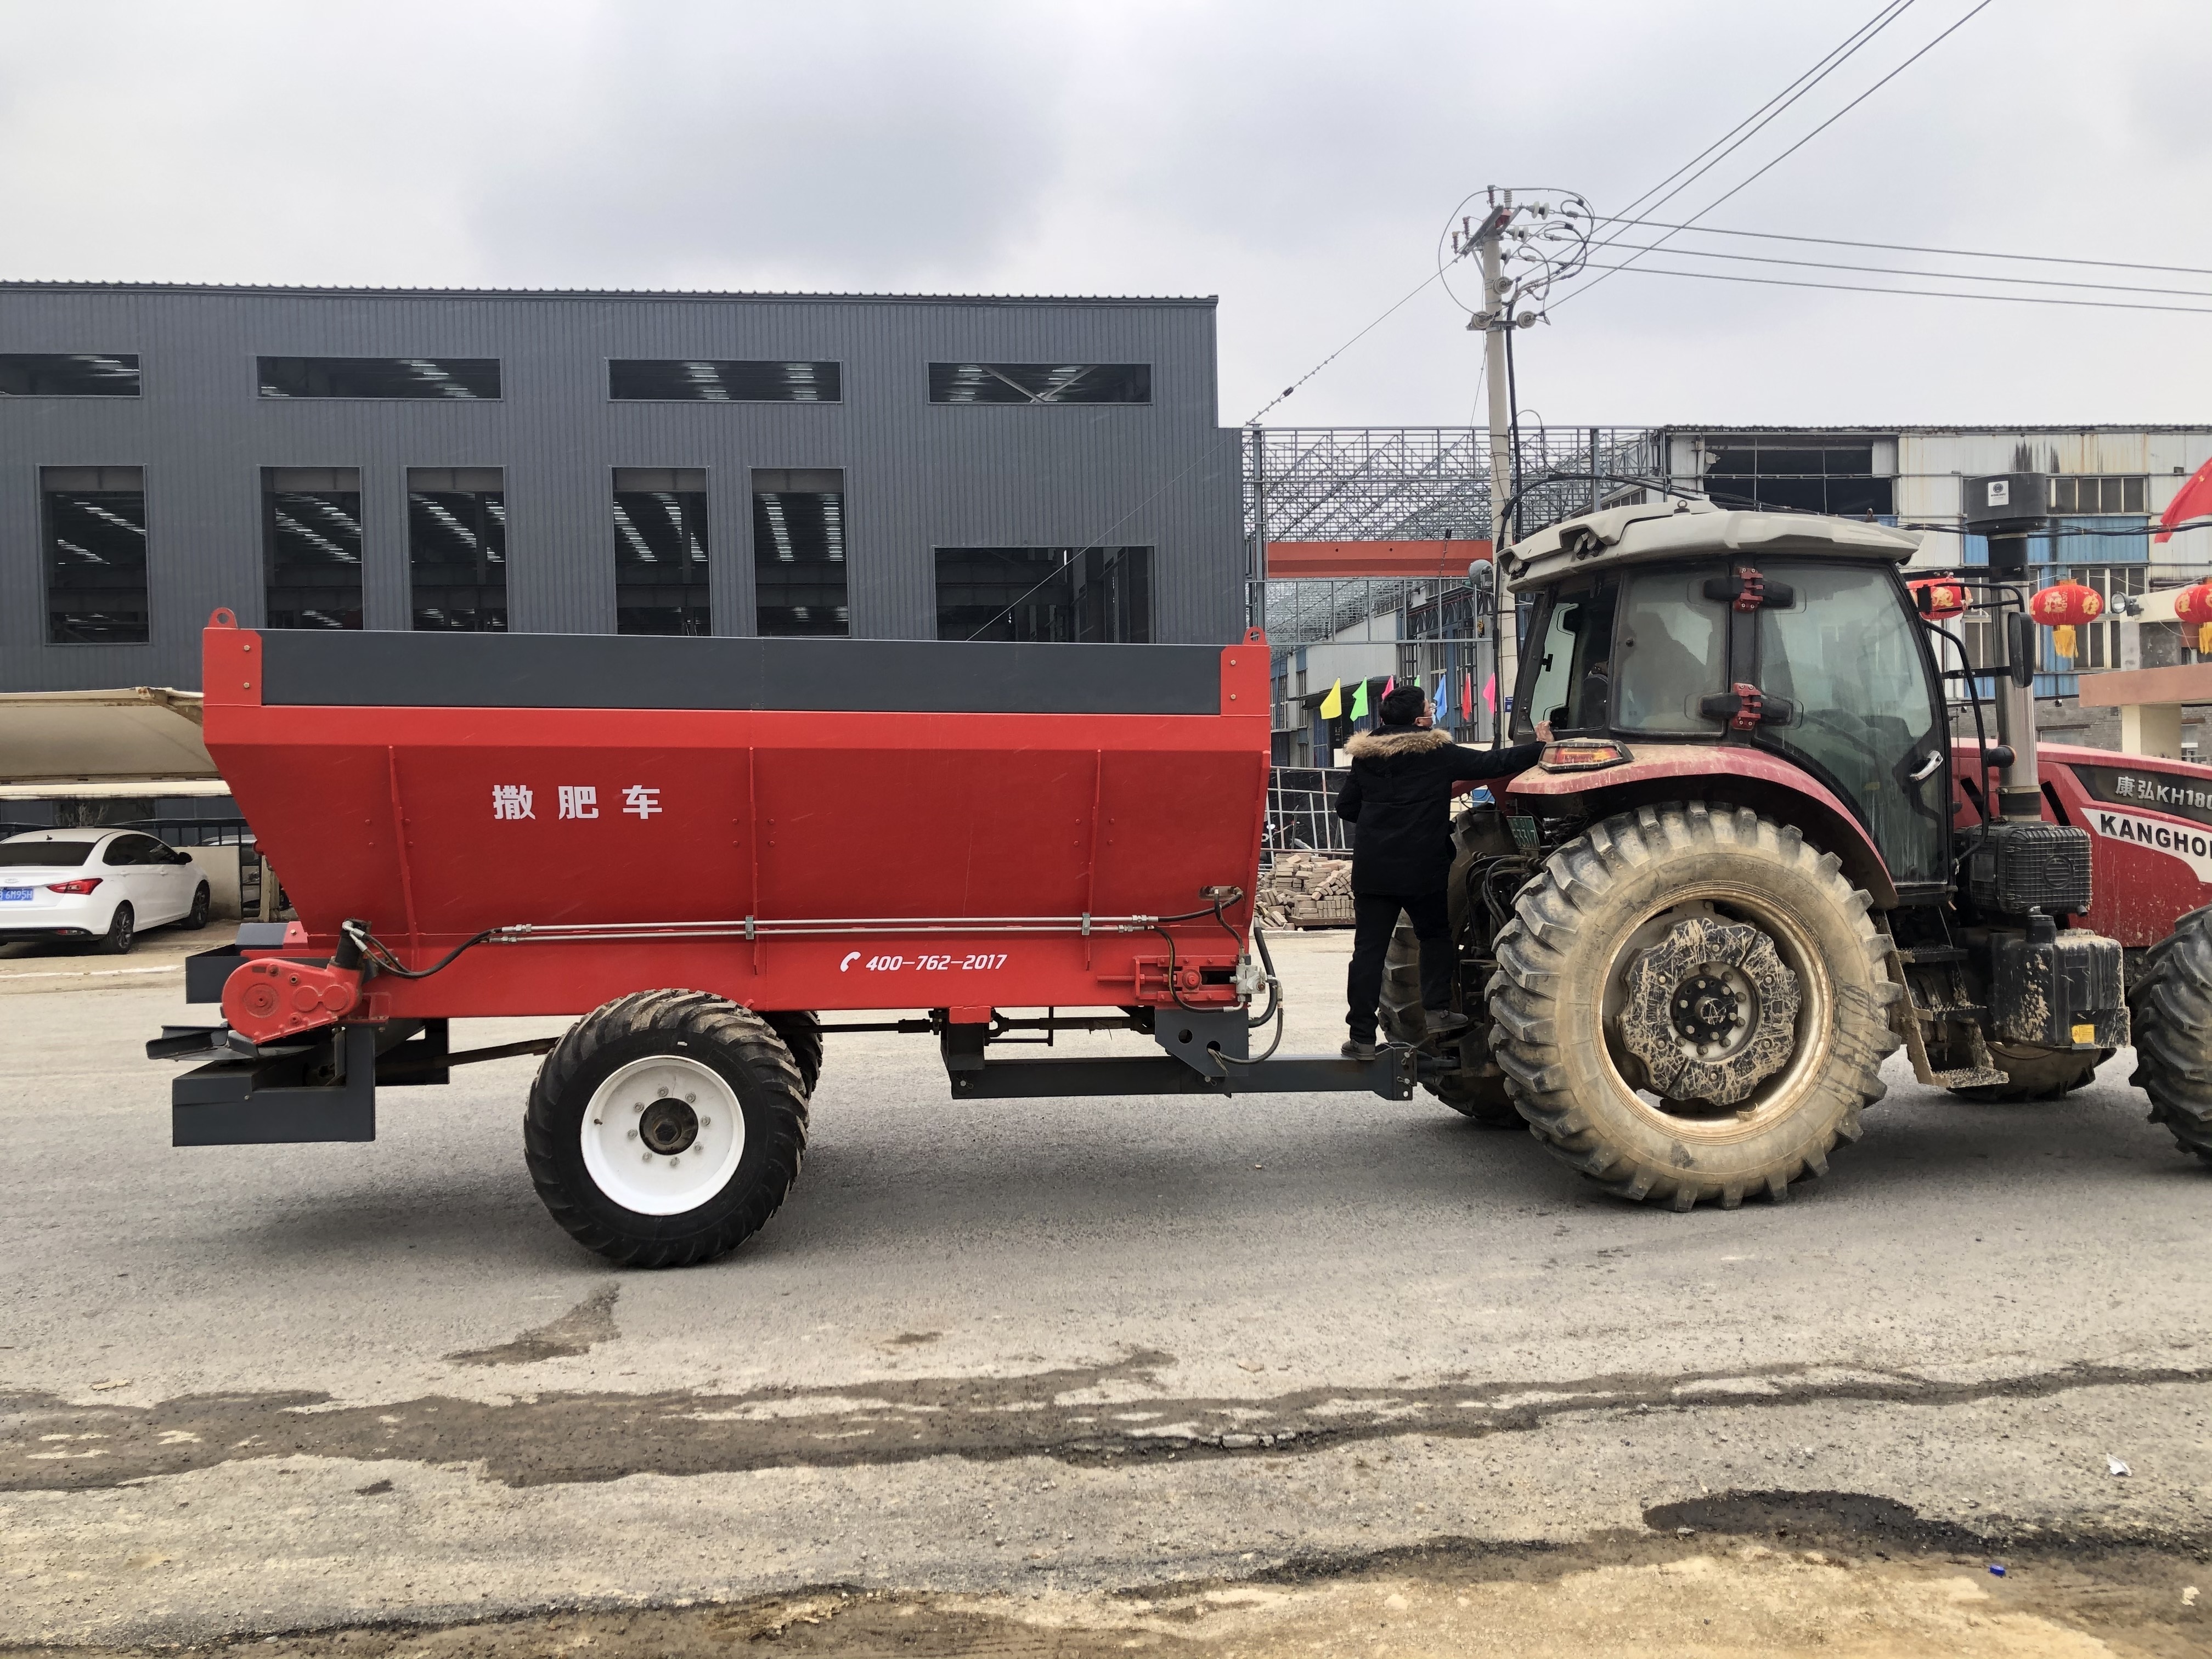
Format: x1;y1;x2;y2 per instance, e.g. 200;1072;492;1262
1988;531;2044;822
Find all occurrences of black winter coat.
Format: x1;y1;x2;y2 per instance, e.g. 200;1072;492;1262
1332;727;1544;895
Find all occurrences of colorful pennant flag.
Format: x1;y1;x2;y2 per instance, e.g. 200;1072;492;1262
1351;679;1370;720
1319;678;1343;719
1460;673;1474;720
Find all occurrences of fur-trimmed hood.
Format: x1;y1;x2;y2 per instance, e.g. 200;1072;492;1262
1346;726;1455;760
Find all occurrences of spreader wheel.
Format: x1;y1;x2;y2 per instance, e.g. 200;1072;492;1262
523;989;809;1267
762;1010;824;1097
1488;803;1901;1210
1380;921;1520;1127
2128;904;2212;1166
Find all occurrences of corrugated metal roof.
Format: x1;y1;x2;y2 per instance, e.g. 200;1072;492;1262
0;280;1216;308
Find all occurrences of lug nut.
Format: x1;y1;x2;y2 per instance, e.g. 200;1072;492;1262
699;1116;711;1128
626;1129;637;1141
640;1151;652;1163
631;1101;643;1114
685;1092;696;1103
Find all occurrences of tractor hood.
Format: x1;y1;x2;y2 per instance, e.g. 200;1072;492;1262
1502;499;1921;593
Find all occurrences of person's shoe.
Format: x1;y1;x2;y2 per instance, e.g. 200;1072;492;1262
1341;1037;1378;1060
1423;1008;1471;1039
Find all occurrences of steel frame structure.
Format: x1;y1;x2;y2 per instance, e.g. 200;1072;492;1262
1245;425;1664;645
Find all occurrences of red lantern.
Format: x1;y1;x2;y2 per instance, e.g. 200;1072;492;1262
2029;579;2104;661
1909;578;1968;619
2175;582;2212;653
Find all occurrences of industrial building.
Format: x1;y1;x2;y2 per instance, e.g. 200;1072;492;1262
0;283;1244;696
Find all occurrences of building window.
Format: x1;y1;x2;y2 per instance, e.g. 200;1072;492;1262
927;362;1150;405
1;354;140;397
263;469;363;630
1702;442;1893;516
609;360;840;402
613;469;710;636
408;468;505;631
2050;475;2146;515
751;469;846;637
42;466;148;644
934;547;1152;642
258;357;500;400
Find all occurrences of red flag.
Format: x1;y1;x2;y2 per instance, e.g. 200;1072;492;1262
2156;456;2212;544
1382;675;1395;698
1460;673;1474;719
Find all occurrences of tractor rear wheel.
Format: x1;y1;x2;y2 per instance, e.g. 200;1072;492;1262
1488;803;1901;1210
1947;1041;2108;1103
524;989;810;1267
2128;905;2212;1166
1380;921;1520;1127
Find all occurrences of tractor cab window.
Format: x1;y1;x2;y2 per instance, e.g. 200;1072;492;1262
1613;563;1726;732
1518;578;1617;736
1754;561;1946;887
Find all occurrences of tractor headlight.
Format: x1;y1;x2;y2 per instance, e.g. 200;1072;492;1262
1539;741;1632;772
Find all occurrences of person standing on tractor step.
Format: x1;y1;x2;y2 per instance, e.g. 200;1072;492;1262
1334;685;1545;1059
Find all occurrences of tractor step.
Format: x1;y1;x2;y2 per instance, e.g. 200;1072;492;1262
1928;1065;2010;1088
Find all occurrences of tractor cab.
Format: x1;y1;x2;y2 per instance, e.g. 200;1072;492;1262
1502;497;1951;896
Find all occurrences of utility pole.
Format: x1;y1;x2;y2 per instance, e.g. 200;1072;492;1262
1474;195;1519;741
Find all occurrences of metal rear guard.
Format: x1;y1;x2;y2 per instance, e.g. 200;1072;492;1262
173;1025;379;1146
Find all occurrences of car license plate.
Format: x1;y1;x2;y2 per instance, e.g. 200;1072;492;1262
1;887;31;901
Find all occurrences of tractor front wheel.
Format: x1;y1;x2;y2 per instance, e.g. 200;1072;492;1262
1488;803;1901;1210
524;989;810;1266
2128;905;2212;1166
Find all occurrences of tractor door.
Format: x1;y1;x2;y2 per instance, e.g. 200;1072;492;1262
1750;560;1950;891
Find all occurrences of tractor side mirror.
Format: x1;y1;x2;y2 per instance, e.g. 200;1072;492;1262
2007;611;2037;689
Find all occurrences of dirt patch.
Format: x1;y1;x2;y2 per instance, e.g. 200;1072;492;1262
445;1286;620;1367
2;1528;2203;1659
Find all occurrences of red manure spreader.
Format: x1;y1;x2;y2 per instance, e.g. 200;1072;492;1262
154;495;2212;1261
151;611;1403;1265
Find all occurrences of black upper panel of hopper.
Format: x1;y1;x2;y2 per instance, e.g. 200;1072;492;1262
256;630;1223;715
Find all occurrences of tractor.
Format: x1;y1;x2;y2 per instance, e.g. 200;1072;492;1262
1382;495;2212;1208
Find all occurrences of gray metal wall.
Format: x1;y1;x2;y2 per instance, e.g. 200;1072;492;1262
0;284;1243;692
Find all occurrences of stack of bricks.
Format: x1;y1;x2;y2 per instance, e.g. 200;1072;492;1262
1256;851;1355;928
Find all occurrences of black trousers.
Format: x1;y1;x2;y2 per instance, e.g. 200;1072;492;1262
1346;889;1453;1041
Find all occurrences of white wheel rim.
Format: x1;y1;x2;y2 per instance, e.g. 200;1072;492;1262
579;1054;746;1217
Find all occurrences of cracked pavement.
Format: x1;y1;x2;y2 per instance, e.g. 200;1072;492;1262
2;930;2208;1651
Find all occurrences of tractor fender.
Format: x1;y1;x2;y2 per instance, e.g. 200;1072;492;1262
1504;744;1899;910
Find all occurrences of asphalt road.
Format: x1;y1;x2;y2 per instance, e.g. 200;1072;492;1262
2;928;2208;1652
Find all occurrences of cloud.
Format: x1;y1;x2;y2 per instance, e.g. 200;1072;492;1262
0;0;2205;424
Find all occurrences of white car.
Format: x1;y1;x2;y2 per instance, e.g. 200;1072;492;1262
0;830;212;954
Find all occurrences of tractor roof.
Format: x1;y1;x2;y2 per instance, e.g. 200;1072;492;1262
1502;498;1922;593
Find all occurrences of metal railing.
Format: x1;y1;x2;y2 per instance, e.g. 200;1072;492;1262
1265;769;1353;864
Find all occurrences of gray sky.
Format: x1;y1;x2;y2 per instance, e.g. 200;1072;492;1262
3;1;2205;428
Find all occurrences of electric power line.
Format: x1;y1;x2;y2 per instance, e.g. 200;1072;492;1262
1590;241;2212;298
1574;258;2212;315
1596;1;1919;242
1564;0;1997;308
1596;216;2212;279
